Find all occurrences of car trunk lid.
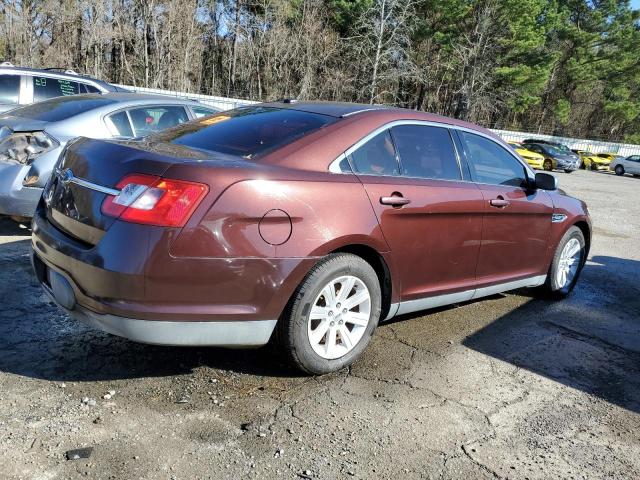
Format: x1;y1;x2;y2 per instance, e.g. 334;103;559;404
44;137;213;245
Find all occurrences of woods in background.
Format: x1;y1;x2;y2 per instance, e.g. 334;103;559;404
1;0;639;142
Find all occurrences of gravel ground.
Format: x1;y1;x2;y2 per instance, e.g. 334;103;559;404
0;169;639;480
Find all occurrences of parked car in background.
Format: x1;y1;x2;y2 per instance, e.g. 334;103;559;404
508;141;545;169
31;102;591;374
523;142;581;172
571;149;608;170
0;93;219;218
610;154;640;176
0;63;126;113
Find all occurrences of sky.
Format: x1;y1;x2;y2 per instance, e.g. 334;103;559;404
633;0;640;10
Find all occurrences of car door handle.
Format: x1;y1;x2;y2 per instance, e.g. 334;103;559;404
380;195;411;207
490;198;510;208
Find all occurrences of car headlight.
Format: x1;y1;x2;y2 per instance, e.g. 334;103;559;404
0;131;59;166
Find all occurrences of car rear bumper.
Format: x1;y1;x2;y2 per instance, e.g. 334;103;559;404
0;163;42;217
31;206;319;345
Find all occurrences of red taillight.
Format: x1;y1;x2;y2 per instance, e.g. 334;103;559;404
101;174;208;227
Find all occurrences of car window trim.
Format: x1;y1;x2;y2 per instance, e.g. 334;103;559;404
328;119;534;185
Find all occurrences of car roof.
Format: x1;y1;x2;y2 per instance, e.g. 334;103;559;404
0;65;119;91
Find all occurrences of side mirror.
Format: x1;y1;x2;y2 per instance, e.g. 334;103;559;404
534;172;558;191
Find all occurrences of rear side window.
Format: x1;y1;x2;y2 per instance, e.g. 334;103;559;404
128;106;189;136
0;75;20;104
81;84;101;94
392;125;461;180
156;106;337;159
33;77;80;102
460;131;527;187
348;130;400;176
105;111;134;137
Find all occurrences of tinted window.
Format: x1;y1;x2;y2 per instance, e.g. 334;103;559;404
106;111;134;137
33;76;80;101
348;130;399;176
82;84;101;94
392;125;460;180
1;96;116;122
128;106;189;136
460;132;527;187
0;75;20;104
155;106;336;158
192;106;219;118
628;155;640;162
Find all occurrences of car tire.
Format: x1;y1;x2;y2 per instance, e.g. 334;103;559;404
541;226;586;300
543;159;553;171
564;169;573;173
590;162;598;171
276;253;381;374
615;165;625;176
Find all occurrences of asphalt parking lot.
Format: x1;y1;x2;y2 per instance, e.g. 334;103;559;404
1;169;638;480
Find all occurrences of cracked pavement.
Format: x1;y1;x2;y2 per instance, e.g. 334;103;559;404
1;169;639;479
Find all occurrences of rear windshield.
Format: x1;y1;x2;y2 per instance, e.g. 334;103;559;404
1;96;117;122
153;106;337;158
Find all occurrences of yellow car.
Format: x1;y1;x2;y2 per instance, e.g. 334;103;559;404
573;150;612;171
508;141;545;169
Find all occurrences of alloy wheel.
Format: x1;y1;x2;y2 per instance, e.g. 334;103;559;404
307;275;371;360
556;238;581;288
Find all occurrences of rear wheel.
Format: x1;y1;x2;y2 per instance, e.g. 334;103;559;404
277;253;381;374
543;159;553;171
615;165;625;176
541;226;586;299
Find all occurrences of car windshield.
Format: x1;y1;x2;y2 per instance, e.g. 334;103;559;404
0;96;117;122
153;106;338;158
553;144;571;153
544;145;566;155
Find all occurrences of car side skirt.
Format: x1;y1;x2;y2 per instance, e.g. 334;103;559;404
387;274;547;319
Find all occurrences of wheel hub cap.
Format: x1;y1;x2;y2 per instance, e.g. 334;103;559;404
307;275;371;360
556;238;581;288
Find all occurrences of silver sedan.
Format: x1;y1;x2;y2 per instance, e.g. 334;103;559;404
0;93;219;218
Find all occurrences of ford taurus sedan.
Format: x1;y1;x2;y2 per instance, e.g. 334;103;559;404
0;93;219;219
31;102;591;374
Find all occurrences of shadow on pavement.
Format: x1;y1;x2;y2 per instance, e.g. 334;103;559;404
464;256;640;414
0;228;302;382
1;210;639;411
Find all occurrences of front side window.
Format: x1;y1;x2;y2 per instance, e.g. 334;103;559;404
128;106;189;136
627;155;640;163
154;106;337;159
0;75;20;104
81;84;101;94
33;76;80;102
348;130;399;176
391;125;461;180
460;131;528;187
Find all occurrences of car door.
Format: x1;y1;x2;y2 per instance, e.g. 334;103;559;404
346;123;484;308
457;130;554;285
626;155;640;174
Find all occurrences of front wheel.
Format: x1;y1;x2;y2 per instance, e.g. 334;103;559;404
543;159;553;171
564;169;573;173
615;165;625;176
276;253;381;374
541;226;586;299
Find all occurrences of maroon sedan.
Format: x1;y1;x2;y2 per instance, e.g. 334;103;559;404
31;102;591;374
